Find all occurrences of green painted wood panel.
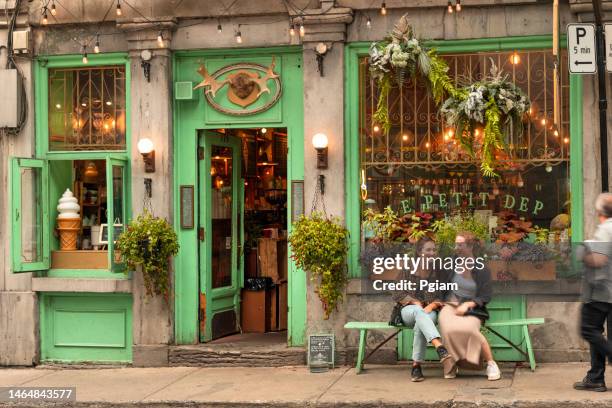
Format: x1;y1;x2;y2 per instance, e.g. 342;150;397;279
397;296;526;361
172;47;306;346
40;293;132;363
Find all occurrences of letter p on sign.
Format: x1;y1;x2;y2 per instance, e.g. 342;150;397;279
567;23;597;74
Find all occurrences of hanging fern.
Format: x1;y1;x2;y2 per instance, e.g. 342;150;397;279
427;51;459;103
372;75;392;134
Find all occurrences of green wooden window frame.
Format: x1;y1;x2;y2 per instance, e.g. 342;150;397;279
9;54;132;276
35;53;131;158
345;35;583;278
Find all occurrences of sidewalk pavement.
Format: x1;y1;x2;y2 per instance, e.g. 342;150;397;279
2;363;612;407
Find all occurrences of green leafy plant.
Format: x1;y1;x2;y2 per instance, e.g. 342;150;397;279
288;212;348;319
368;15;456;133
440;63;530;177
431;213;489;250
363;207;439;243
116;210;179;301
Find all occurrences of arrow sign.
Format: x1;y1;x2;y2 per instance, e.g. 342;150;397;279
605;24;612;73
567;23;597;74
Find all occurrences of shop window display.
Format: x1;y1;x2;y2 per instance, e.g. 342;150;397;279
359;50;572;282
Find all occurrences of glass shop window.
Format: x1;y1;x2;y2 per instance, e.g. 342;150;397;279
48;66;126;151
359;49;571;242
10;157;128;273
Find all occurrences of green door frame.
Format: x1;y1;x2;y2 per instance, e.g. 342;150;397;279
172;47;306;346
199;132;243;342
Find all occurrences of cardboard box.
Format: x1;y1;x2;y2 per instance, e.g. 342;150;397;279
241;288;272;333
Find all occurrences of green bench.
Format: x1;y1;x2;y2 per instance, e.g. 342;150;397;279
344;317;545;374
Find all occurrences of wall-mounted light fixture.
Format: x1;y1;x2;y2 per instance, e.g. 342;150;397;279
137;138;155;173
312;132;328;169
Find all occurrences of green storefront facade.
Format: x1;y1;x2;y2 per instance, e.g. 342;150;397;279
1;1;596;367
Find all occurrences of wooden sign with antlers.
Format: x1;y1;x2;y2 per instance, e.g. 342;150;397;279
193;57;282;116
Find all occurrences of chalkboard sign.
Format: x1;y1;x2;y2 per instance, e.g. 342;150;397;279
99;223;124;244
308;334;334;369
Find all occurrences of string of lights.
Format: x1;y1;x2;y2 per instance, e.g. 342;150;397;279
37;0;466;54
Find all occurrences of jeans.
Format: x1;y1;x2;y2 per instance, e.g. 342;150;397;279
400;304;440;362
581;301;612;383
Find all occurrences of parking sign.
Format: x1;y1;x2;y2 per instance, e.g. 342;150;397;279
605;24;612;73
567;23;597;74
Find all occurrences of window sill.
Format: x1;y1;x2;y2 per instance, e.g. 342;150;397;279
32;277;132;293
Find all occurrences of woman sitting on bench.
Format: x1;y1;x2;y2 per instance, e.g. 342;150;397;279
438;231;501;381
392;237;456;382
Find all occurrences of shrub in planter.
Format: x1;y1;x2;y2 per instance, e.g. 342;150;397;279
288;212;349;319
116;210;179;301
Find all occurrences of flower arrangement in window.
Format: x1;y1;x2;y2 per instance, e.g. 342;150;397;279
368;15;455;135
440;63;531;177
368;15;532;178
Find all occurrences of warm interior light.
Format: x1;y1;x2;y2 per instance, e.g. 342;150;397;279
312;133;329;150
261;127;267;134
373;125;380;132
137;138;154;154
510;51;521;65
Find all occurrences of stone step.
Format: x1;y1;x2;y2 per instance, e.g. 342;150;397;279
169;345;307;367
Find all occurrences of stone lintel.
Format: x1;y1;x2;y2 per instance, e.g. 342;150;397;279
117;18;178;50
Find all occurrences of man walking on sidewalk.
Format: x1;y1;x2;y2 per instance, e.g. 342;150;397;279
574;193;612;392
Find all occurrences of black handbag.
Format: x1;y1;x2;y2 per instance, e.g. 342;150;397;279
389;303;405;326
465;305;490;322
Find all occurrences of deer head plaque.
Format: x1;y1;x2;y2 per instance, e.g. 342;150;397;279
194;57;282;116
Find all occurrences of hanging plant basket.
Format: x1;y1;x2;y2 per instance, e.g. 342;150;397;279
116;210;179;301
368;14;457;135
288;212;349;319
440;62;531;177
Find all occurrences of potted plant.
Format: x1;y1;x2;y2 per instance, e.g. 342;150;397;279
487;212;556;281
288;212;348;319
116;210;179;301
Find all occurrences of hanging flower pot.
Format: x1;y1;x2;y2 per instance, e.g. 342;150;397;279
116;210;179;301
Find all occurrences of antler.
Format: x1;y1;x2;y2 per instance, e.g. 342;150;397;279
194;64;229;98
251;57;279;97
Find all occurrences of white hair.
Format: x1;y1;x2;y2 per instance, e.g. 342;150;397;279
595;193;612;218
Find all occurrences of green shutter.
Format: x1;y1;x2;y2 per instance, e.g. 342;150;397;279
11;157;50;272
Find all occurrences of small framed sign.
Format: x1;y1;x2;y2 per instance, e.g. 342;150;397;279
291;180;304;222
99;223;123;244
180;185;195;229
308;334;334;370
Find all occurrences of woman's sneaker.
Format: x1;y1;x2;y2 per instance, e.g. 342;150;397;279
411;365;425;382
486;361;501;381
436;346;457;378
